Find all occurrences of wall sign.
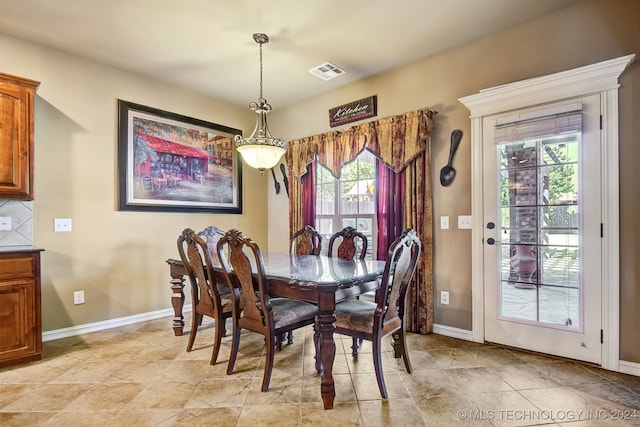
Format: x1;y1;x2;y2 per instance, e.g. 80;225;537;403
328;95;377;127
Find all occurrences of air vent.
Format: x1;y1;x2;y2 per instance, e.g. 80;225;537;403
308;62;347;81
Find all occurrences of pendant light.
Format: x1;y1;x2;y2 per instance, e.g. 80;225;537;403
234;33;286;174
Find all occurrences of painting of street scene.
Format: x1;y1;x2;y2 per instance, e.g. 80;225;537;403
118;100;242;213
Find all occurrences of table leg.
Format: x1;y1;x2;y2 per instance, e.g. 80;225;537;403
317;293;336;410
170;272;185;336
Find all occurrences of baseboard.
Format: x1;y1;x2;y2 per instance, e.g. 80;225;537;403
431;324;639;377
42;304;193;342
619;360;640;377
432;323;473;341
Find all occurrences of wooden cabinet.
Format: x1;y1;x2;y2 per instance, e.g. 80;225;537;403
0;250;42;367
0;73;40;200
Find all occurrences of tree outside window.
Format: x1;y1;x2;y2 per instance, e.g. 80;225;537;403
315;150;377;259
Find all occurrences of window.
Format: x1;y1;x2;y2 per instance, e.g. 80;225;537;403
315;150;377;259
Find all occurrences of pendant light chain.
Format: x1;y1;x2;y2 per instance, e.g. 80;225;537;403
234;32;286;174
259;39;264;101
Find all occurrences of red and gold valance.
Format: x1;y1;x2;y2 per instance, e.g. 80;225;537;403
285;108;435;179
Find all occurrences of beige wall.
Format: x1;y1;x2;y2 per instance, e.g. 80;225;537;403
0;34;264;331
1;0;637;365
267;0;640;362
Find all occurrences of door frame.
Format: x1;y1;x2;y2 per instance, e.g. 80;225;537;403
459;54;635;371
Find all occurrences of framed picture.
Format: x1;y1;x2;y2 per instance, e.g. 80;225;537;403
117;100;242;213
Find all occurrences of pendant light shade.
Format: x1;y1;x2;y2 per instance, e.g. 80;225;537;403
234;33;286;174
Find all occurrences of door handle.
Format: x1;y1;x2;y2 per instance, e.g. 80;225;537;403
487;237;496;245
487;222;495;229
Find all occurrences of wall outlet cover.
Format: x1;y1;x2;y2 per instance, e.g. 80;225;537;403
73;290;85;305
54;218;72;232
0;217;11;231
441;290;450;305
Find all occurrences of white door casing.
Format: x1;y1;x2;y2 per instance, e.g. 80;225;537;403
459;54;635;371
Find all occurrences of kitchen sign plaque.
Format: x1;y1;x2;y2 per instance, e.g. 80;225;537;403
328;95;377;128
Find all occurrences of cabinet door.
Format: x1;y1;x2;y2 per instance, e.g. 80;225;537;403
0;74;39;200
0;279;40;365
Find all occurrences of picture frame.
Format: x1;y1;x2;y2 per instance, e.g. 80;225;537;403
117;100;242;213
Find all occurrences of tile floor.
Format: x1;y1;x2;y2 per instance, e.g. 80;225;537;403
1;316;639;426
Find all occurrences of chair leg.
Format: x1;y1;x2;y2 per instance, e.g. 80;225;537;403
210;316;225;365
276;334;285;351
393;329;412;373
226;323;242;375
372;337;388;398
186;312;201;352
275;332;294;351
262;334;276;392
351;337;360;358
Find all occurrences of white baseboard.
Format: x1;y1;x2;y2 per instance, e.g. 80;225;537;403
432;323;473;341
42;304;193;342
618;360;640;377
40;313;640;378
432;325;639;378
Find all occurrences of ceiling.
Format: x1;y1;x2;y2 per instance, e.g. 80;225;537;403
0;0;582;109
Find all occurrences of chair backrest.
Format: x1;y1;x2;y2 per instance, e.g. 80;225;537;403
177;228;222;315
290;225;322;256
216;229;271;331
375;229;421;328
198;226;225;264
328;226;368;260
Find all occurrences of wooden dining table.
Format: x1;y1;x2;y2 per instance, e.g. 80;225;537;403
166;252;386;410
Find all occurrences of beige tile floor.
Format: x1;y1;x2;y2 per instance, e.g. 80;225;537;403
1;316;639;427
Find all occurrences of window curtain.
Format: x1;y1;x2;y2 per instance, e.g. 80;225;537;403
376;158;405;261
301;161;316;227
403;150;433;334
285;108;435;334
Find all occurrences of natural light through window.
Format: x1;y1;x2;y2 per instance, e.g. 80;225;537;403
315;151;377;259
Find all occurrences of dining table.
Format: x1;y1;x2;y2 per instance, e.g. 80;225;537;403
166;252;386;410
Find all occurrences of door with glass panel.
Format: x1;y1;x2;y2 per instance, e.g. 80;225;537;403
482;95;602;364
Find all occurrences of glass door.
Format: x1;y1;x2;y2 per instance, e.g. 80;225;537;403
483;95;602;364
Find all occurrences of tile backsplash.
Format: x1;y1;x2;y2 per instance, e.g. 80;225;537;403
0;200;34;247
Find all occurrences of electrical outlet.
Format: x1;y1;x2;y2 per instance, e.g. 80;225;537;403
441;290;450;305
440;216;449;230
73;290;85;305
0;217;11;231
54;218;72;232
458;215;472;229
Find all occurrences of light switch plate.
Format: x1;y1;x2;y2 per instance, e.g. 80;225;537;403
440;216;449;230
54;218;72;232
0;217;11;231
458;215;472;229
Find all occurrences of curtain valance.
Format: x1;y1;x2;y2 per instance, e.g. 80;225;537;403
285;108;435;179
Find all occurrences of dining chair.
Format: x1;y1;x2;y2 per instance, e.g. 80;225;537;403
177;228;233;365
328;226;370;354
279;225;323;348
333;228;421;398
216;229;318;392
290;225;323;256
198;225;225;263
328;226;368;260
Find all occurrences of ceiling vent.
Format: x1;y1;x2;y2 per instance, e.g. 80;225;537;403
308;62;347;81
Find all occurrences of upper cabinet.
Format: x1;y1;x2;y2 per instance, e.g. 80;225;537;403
0;73;40;200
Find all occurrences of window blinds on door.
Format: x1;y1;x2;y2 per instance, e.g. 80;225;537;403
494;102;583;143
